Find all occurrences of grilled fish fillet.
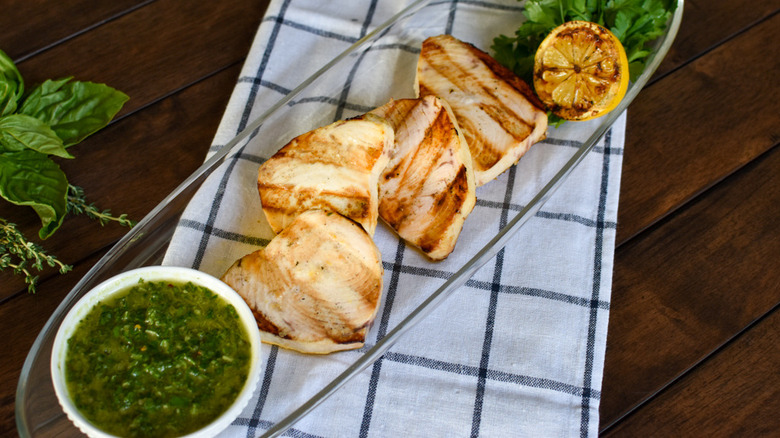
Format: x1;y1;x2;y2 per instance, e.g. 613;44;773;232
416;34;548;186
369;95;476;260
257;113;393;236
221;209;383;354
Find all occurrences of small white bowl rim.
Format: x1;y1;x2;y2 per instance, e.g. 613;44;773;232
50;266;263;438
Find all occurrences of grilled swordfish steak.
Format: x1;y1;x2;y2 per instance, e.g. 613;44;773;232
369;95;476;261
416;34;548;187
257;113;393;236
221;209;383;354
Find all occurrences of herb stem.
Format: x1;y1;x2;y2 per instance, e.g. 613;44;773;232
67;185;137;228
0;219;72;292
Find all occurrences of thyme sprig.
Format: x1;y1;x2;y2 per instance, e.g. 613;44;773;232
67;185;137;228
0;218;72;293
0;188;135;293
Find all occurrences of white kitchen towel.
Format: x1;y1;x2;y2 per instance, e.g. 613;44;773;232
163;0;623;436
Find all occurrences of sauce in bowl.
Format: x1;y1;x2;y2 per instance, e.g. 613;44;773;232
51;267;262;438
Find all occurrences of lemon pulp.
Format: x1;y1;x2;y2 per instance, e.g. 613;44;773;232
533;21;629;121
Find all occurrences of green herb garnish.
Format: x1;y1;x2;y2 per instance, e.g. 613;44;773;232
0;49;132;292
65;281;251;438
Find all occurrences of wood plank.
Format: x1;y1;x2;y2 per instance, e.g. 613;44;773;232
0;0;269;300
617;13;780;244
601;143;780;426
653;0;779;79
0;63;243;301
13;0;267;116
602;307;780;436
0;0;148;60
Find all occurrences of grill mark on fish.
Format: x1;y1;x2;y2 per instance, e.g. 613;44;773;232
380;103;449;227
469;41;545;109
288;225;381;340
417;35;548;186
252;309;287;339
256;114;392;236
221;210;383;354
371;95;476;260
420;39;535;140
420;50;527;170
418;165;470;255
258;185;372;220
421;36;543;116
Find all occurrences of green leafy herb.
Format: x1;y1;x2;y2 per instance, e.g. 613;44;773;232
0;50;24;116
0;48;132;292
492;0;677;92
20;77;129;147
0;148;69;239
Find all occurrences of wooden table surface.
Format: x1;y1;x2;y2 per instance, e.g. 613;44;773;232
2;0;778;436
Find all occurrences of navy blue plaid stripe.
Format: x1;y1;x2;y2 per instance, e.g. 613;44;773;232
178;213;613;311
475;198;618;229
189;0;292;271
178;194;616;253
382;351;601;398
360;238;406;437
334;41;374;120
580;128;613;437
177;219;270;247
236;78;293;96
433;0;524;11
238;2;292;134
471;162;516;437
245;345;280;437
261;16;362;43
234;416;323;438
290;96;375;113
446;0;459;35
237;0;291;431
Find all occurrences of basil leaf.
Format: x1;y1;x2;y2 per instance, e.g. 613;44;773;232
20;78;128;147
0;49;24;116
0;114;72;158
0;149;68;239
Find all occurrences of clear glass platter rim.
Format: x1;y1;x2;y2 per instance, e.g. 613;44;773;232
16;0;684;435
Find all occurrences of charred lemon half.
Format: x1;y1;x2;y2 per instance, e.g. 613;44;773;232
533;21;629;121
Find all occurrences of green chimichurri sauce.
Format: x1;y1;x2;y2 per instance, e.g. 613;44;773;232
65;279;251;438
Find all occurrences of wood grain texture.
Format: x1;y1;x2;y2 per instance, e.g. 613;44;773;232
0;0;148;60
0;0;267;301
602;144;780;427
13;0;266;115
653;0;779;79
603;307;780;436
617;12;780;244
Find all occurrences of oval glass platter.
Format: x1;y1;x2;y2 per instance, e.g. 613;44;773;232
17;1;683;436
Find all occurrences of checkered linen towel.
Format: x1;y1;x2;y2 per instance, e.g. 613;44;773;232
163;0;623;436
